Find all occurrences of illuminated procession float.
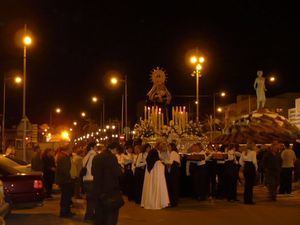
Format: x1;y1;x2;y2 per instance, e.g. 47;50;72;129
133;67;209;152
133;68;300;150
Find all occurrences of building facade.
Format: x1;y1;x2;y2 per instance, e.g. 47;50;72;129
289;98;300;129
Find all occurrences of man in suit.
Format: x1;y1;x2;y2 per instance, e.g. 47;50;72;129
92;143;123;225
55;145;74;217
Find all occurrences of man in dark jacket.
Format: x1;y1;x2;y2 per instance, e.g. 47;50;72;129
92;144;122;225
263;143;282;201
31;145;44;172
55;146;74;217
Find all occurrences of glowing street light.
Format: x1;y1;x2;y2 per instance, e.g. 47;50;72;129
269;76;276;83
23;36;32;46
212;91;227;133
190;55;205;65
50;107;62;127
91;96;98;103
220;91;226;97
14;76;22;84
73;121;77;126
2;75;23;152
109;74;128;139
55;107;61;114
61;130;70;141
190;56;197;64
217;107;223;113
110;77;118;85
196;64;202;71
90;96;105;129
199;56;205;63
81;112;86;118
190;54;205;122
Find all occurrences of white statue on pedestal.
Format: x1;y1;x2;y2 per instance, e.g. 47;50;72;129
254;70;266;109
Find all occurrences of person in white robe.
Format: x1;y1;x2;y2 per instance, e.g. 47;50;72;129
141;148;170;210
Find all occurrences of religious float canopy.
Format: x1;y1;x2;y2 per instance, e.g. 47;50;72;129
214;109;300;144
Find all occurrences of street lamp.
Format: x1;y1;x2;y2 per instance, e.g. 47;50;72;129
110;77;118;85
220;91;226;97
190;54;205;122
55;107;61;114
217;107;223;113
73;121;77;126
110;74;128;139
14;77;22;84
91;96;98;103
22;24;32;161
81;112;86;118
269;75;276;83
23;36;32;46
91;96;105;128
2;75;22;152
213;91;227;133
50;107;62;126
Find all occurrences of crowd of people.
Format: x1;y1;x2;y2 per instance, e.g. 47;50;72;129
29;139;300;225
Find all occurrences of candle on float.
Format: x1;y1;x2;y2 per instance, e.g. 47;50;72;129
179;106;183;128
152;106;155;126
158;111;161;131
175;106;179;125
186;112;188;124
180;111;183;130
147;107;151;121
156;106;159;129
152;106;156;131
158;108;161;129
183;106;186;128
172;107;175;122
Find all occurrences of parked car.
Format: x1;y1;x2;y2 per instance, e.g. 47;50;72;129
0;155;31;174
0;179;10;219
0;158;44;207
4;156;29;166
0;217;5;225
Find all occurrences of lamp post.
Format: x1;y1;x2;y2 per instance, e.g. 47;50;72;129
91;96;105;128
2;76;22;153
213;91;226;133
190;55;205;122
49;107;61;127
22;24;32;161
216;106;226;133
110;75;128;140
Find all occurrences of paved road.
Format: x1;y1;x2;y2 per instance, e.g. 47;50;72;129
6;185;300;225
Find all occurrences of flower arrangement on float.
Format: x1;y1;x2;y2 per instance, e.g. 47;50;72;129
133;119;155;139
133;119;204;139
133;118;209;152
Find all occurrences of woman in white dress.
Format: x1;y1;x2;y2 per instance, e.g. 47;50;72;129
141;149;170;209
134;143;151;204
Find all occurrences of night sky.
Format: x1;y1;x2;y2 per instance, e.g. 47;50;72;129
0;1;299;127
